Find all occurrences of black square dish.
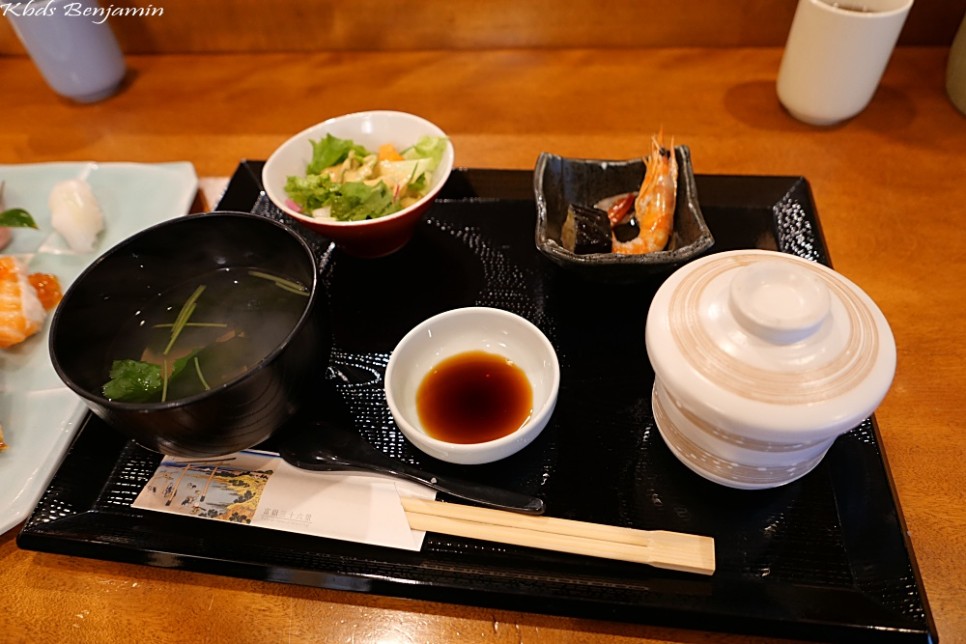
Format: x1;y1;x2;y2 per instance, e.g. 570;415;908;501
534;146;714;280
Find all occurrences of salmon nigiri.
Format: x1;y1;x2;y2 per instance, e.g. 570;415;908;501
0;256;61;349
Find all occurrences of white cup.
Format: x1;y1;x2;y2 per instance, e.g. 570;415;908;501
777;0;913;126
947;12;966;115
5;0;127;103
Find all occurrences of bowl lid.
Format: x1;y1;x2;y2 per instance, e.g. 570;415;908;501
645;250;896;441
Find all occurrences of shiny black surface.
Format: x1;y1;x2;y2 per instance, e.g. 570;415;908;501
20;165;935;643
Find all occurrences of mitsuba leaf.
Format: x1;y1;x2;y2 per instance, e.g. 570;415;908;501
102;359;163;402
102;353;198;402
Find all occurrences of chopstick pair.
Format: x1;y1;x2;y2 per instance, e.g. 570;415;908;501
401;497;715;576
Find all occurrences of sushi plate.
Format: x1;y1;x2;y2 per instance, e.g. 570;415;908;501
0;161;198;535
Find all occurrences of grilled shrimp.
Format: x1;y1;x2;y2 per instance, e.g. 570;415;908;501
612;133;677;255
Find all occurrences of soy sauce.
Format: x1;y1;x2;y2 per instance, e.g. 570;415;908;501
416;350;533;444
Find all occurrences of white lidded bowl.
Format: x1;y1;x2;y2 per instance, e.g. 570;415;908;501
385;307;560;465
645;249;896;490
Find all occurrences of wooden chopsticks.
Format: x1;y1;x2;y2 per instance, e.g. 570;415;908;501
401;497;715;575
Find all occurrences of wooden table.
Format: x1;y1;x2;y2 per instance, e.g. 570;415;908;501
1;47;964;643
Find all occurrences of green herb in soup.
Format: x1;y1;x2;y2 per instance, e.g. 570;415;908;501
102;268;309;403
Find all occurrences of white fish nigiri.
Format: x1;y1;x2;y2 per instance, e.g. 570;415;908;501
49;178;105;252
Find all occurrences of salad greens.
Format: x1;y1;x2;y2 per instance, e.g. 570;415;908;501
306;134;370;175
284;133;448;222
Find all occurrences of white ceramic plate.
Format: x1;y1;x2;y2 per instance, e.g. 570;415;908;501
0;161;198;535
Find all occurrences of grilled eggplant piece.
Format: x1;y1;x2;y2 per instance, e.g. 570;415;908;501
561;203;611;255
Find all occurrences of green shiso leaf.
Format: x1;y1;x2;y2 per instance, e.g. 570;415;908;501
0;208;38;228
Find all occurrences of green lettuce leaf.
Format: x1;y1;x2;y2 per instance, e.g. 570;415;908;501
285;175;396;221
401;136;448;171
284;173;336;212
329;180;395;221
306;134;371;175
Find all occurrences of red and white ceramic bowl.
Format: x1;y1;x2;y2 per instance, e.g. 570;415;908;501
262;110;454;258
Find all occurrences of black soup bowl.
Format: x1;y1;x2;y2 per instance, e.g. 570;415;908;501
49;212;331;458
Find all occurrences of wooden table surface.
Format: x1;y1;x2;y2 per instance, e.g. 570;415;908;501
1;47;964;643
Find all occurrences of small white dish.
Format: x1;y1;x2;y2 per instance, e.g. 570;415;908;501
646;249;896;490
385;307;560;465
0;161;198;534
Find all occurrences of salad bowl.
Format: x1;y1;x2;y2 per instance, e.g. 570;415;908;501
262;110;454;258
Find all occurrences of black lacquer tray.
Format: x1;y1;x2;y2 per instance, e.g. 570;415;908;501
18;164;936;643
